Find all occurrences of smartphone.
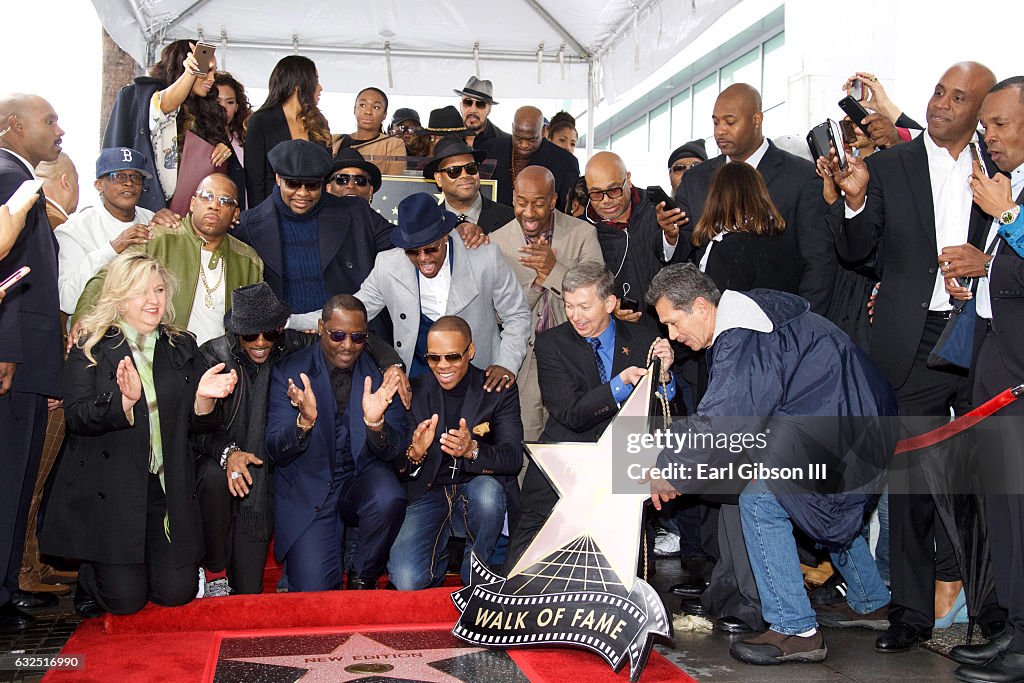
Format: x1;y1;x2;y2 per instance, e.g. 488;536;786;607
968;138;984;169
191;42;217;75
838;96;872;136
806;121;832;160
0;266;30;293
4;178;43;214
850;79;864;101
620;296;641;312
645;185;677;211
827;119;848;171
840;119;858;145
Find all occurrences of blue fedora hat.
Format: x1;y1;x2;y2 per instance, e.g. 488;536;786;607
391;193;460;249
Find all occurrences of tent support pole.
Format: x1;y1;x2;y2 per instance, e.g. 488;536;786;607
586;59;596;160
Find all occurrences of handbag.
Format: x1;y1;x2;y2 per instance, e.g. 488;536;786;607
927;238;998;370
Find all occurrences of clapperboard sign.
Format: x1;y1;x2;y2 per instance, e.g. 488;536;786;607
451;369;673;681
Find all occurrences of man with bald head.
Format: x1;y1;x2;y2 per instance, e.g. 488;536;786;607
477;106;579;211
666;83;836;315
0;93;66;630
827;61;1003;653
35;153;78;230
490;165;603;439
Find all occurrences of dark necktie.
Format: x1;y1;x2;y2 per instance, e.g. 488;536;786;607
588;337;607;384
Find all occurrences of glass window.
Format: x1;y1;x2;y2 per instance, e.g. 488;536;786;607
720;47;760;90
610;115;648;158
762;32;786;109
691;72;718;145
671;89;692;147
649;102;670;155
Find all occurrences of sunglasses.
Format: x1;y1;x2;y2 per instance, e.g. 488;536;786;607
587;179;628;202
671;162;700;174
282;178;322;191
391;124;419;134
194;189;239;207
438;162;479;179
425;345;471;365
462;98;488;109
324;329;368;344
329;173;370;187
240;329;282;343
404;244;442;257
107;171;145;186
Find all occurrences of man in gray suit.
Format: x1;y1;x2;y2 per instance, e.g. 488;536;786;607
356;193;530;391
490;167;603;440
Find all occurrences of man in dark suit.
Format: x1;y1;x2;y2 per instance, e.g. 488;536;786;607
666;83;835;315
0;93;66;630
232;140;393;331
944;77;1024;683
425;136;513;234
454;77;509;149
388;316;523;589
826;61;1001;653
477;106;579;212
505;262;675;569
264;294;407;591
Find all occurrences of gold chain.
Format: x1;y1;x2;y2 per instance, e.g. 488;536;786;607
197;250;224;309
646;340;672;429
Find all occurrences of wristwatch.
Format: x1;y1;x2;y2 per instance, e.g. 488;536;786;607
219;442;240;469
999;205;1021;225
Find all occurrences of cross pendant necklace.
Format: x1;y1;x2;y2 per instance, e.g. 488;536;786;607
449;457;460;479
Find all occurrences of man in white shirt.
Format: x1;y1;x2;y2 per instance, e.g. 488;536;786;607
55;147;156;314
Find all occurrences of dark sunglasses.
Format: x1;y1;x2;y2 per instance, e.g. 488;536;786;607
391;124;419;134
462;98;488;109
671;161;700;174
240;329;282;343
587;180;627;202
282;178;322;191
329;173;370;187
324;329;368;344
404;245;442;257
425;345;471;365
438;162;479;179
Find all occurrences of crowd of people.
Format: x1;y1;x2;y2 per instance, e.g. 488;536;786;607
1;39;1024;682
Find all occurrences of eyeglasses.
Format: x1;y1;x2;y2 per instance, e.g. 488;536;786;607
671;162;700;174
404;244;443;257
425;345;471;365
240;329;282;343
587;179;628;202
194;189;239;207
329;174;370;187
462;98;488;109
324;329;368;344
282;178;322;191
391;124;419;134
108;171;145;186
438;162;479;179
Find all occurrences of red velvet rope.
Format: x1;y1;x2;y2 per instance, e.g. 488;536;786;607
894;384;1024;454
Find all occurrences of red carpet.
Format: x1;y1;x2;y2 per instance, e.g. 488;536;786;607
43;587;692;682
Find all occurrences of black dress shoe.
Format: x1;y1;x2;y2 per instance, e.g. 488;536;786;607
669;581;707;597
0;601;35;631
347;577;377;590
677;598;710;617
875;623;931;652
10;589;59;609
955;651;1024;683
716;616;755;634
73;583;105;619
951;628;1013;666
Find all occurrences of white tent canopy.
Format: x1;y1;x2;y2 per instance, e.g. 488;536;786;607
94;0;741;134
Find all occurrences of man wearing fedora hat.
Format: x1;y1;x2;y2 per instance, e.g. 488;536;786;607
425;136;513;234
356;193;530;392
233;139;394;331
326;148;381;205
194;283;405;595
454;77;509;149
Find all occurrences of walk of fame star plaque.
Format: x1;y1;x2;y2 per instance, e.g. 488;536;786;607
451;367;673;682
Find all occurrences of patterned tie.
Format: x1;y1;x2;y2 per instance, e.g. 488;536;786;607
588;337;607;384
526;226;555;334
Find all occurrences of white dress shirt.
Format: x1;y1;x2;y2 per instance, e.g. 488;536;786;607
419;241;452;320
186;247;227;345
923;133;974;311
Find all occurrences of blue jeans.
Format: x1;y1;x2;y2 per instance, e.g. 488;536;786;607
388;476;506;590
740;480;890;634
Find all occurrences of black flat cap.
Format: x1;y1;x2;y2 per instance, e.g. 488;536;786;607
268;139;333;180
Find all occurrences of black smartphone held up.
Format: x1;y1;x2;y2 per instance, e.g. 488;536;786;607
840;119;858;145
827;119;848;171
620;296;641;312
191;42;217;75
806;121;832;160
838;96;872;136
645;185;677;211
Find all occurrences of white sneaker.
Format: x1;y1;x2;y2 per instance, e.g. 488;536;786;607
654;531;681;557
203;578;232;598
196;567;207;599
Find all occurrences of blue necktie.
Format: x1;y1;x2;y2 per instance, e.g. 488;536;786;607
588;337;607;384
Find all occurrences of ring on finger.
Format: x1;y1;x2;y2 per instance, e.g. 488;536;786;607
230;471;241;480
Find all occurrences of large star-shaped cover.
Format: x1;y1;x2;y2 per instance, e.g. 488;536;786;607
507;366;659;591
228;632;483;683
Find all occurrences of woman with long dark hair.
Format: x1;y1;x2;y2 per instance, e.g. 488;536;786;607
334;87;406;176
213;71;252;165
244;56;331;206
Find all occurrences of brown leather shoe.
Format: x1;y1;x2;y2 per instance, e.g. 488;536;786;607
730;629;827;665
816;602;890;630
18;580;70;595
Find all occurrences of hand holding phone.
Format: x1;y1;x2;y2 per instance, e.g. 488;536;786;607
838;96;872;136
0;266;30;293
190;42;217;75
645;185;677;211
4;178;43;216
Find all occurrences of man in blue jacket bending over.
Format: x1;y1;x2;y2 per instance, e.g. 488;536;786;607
646;263;898;666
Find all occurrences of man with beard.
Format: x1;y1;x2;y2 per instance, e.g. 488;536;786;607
455;77;508;148
73;174;263;345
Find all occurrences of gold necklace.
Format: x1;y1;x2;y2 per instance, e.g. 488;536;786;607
198;250;224;309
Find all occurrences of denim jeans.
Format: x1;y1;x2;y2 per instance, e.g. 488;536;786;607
388;476;506;590
740;479;890;634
